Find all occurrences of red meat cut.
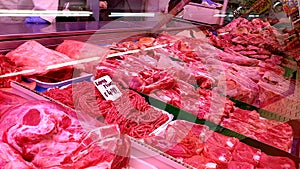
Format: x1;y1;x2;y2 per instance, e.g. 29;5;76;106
5;40;74;81
0;100;130;168
0;142;36;169
232;142;261;166
0;55;22;88
228;161;255;169
258;153;296;169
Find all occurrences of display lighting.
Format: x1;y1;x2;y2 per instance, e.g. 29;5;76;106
0;9;92;17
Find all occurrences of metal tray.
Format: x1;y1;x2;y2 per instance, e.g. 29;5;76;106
26;73;93;89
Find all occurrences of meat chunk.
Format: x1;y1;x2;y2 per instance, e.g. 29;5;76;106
0;55;22;87
5;40;74;81
258;153;296;169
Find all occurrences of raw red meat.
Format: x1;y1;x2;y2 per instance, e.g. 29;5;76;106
205;132;239;151
0;55;22;87
144;120;295;169
5;40;75;81
232;142;261;166
221;48;259;66
239;50;258;56
228;108;260;123
247;45;260;51
258;153;296;169
0;141;36;169
224;68;259;104
6;40;72;71
0;90;28;117
56;40;109;60
202;143;232;167
43;81;170;138
248;54;270;59
221;118;257;137
228;161;255;169
258;71;295;107
222;108;293;151
0;101;130;168
228;45;246;51
183;155;218;169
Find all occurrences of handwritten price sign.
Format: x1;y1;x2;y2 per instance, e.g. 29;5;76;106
94;75;122;101
252;0;272;14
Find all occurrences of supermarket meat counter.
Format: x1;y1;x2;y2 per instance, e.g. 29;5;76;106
1;17;300;169
0;18;212;53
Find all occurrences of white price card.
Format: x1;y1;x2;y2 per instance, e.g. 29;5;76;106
93;75;122;101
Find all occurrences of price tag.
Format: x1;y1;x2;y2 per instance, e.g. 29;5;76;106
252;0;272;14
93;75;122;101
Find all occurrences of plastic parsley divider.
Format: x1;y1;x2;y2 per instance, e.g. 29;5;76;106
134;90;300;166
282;65;298;79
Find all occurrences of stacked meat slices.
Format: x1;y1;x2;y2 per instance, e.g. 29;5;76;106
144;120;296;169
221;108;293;151
0;93;130;168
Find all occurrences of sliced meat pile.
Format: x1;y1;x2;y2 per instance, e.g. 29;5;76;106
5;40;74;82
95;55;234;123
113;34;291;107
43;81;170;138
211;18;284;54
221;108;293;151
144;120;296;169
0;99;130;168
0;55;22;88
96;56;177;94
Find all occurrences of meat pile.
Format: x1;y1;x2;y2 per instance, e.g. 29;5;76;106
0;55;22;88
210;18;284;55
94;54;233;123
221;108;293;151
144;120;296;169
0;93;130;168
43;81;170;138
92;52;294;151
152;32;293;108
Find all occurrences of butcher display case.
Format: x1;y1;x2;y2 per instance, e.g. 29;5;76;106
0;11;300;169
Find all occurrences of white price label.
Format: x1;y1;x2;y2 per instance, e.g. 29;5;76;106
93;75;122;101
